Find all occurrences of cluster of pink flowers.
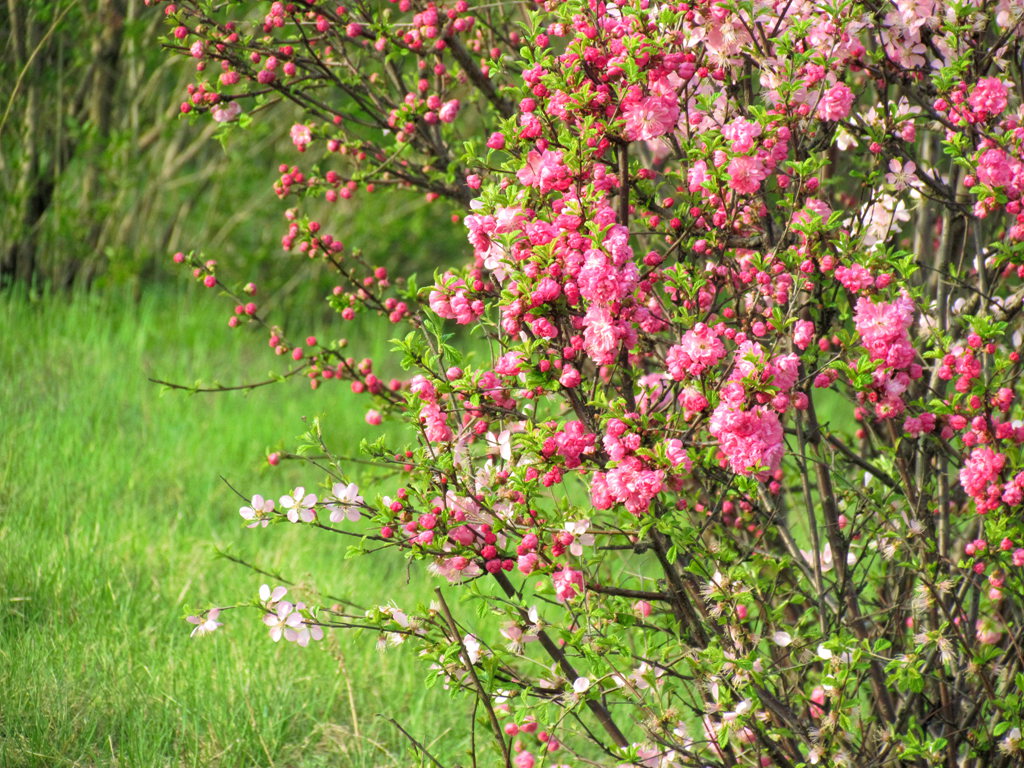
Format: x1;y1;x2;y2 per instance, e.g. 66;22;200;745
429;273;484;324
706;343;801;479
410;375;453;443
960;448;1024;514
709;405;785;480
591;456;666;515
853;292;921;419
541;420;596;469
665;323;726;379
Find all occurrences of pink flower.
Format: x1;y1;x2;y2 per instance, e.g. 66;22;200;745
977;148;1014;188
722;116;763;153
186;608;222;637
622;94;680;141
438;99;460;123
793;320;815;350
552;566;584;601
516;149;570;193
854;294;916;370
960;447;1006;512
817;82;854;121
590;456;664;515
211;101;241;123
263;600;302;642
727;154;768;195
969;78;1008;117
666;323;726;379
582;305;623;365
665;439;692;469
975;618;1002;645
835;263;875;291
885;158;918;191
708;404;784;479
290;123;312;151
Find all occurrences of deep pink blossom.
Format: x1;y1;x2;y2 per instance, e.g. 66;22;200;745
727;155;768;195
817;82;854;121
622;94;680;141
709;404;784;479
969;77;1008;116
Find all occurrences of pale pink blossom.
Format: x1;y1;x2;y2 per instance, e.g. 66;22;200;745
211;101;241;123
326;482;363;523
239;494;274;528
186;608;222;637
552;566;584;601
290;123;312;151
281;486;317;523
885;158;918;191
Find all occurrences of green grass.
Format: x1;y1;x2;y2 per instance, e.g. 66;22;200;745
0;287;463;767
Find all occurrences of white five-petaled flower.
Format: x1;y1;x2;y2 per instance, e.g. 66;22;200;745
186;607;222;637
261;597;322;646
263;601;303;642
239;494;274;528
327;482;363;523
485;430;513;462
564;519;595;556
280;487;317;523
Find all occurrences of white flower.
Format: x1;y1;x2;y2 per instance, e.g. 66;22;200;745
280;487;317;523
326;482;363;523
772;631;793;647
564;519;595;556
817;644;833;660
572;677;591;694
485;430;513;462
463;634;482;665
239;494;274;528
259;584;288;606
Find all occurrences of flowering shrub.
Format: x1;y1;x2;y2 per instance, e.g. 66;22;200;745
157;0;1024;765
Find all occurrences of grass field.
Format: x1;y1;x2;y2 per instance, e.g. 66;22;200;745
0;287;463;767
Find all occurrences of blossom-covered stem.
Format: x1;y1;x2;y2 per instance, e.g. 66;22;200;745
433;588;511;768
490;571;629;750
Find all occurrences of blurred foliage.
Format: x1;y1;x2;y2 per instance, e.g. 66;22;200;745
0;0;466;291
